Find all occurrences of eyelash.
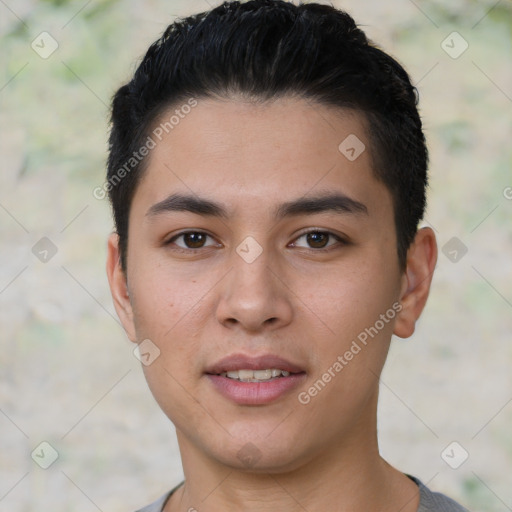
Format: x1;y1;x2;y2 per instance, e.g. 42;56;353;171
165;230;347;253
293;231;347;251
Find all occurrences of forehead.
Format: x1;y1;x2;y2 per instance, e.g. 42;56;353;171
131;97;392;222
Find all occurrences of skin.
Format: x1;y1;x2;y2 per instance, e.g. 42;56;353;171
106;97;437;512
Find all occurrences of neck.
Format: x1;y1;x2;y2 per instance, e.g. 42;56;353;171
165;394;419;512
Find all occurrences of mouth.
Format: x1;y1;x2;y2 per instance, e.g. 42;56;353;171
215;368;299;382
205;353;307;405
205;352;306;375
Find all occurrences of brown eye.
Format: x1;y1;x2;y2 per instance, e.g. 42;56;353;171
292;230;344;250
305;232;330;248
167;231;217;250
182;232;207;248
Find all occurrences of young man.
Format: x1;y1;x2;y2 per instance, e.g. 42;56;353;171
105;1;469;510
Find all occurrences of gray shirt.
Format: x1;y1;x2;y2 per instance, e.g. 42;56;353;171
135;475;470;512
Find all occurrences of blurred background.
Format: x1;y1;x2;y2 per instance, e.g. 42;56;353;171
0;0;511;510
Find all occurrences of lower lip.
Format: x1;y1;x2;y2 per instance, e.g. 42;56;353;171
206;373;307;405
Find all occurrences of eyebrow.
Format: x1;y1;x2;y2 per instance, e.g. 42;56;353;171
145;191;368;220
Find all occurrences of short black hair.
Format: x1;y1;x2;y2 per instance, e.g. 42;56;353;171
106;0;428;272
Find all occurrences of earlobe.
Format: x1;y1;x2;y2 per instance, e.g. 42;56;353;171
106;233;137;342
393;227;438;339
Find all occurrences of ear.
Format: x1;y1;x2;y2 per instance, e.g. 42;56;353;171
393;227;438;339
106;232;137;342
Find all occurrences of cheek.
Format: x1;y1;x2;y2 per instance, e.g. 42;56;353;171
129;265;210;385
294;268;397;424
131;272;207;424
298;261;398;338
129;262;202;339
295;266;400;398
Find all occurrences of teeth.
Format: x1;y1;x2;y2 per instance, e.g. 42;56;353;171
238;369;254;380
219;369;292;381
253;369;272;380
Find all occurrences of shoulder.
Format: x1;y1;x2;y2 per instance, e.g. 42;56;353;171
134;481;183;512
409;475;471;512
134;491;172;512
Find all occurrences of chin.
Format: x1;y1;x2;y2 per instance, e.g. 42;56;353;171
203;432;310;474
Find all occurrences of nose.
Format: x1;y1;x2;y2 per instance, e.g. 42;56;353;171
215;245;294;333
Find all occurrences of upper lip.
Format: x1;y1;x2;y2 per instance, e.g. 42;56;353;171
205;353;305;375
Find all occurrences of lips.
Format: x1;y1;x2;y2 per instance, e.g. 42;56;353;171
204;353;306;375
204;353;307;405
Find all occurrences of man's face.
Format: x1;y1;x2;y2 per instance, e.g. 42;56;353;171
114;97;407;471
